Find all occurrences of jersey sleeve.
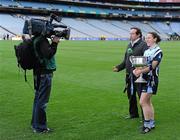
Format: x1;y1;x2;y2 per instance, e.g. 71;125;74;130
153;52;163;63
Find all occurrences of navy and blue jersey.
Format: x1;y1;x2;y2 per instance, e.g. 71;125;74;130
144;45;163;77
142;44;163;94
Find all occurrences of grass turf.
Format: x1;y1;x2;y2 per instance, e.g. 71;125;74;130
0;40;180;140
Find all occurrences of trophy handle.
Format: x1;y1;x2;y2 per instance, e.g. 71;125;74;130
129;55;134;64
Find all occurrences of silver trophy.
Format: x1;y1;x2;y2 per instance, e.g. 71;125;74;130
129;56;148;83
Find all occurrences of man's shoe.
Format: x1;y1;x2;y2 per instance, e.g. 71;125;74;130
139;119;144;123
125;115;139;119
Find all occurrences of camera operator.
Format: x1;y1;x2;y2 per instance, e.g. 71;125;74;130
31;34;60;133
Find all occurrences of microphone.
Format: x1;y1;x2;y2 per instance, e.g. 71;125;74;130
52;24;67;28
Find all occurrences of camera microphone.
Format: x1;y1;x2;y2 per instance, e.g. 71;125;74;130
52;24;67;28
50;13;62;23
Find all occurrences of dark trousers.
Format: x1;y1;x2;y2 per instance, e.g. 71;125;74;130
126;75;143;118
31;73;53;130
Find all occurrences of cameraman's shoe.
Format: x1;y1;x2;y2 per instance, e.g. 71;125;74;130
33;128;52;133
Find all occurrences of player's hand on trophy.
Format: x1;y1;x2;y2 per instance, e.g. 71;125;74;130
113;66;118;72
133;68;142;77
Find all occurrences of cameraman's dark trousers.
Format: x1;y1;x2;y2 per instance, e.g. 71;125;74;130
31;72;53;131
126;74;142;118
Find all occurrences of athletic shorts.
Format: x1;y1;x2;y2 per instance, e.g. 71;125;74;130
141;76;159;95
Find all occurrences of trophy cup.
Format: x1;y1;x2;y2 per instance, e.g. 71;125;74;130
129;56;148;83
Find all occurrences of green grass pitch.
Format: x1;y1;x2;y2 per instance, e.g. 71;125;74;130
0;40;180;140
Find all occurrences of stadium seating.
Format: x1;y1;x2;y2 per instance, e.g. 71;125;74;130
1;13;179;40
0;14;24;36
0;0;178;17
0;0;179;40
19;1;51;9
0;0;18;7
170;22;180;35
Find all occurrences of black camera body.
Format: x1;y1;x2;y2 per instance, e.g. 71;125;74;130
23;14;70;39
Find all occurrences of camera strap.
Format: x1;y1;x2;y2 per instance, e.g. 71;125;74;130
28;20;32;37
33;36;44;64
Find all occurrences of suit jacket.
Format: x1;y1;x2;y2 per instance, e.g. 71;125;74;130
116;38;148;74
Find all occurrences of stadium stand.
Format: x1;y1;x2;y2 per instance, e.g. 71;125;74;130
0;0;179;40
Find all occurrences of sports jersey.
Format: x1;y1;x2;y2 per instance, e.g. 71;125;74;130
142;44;163;94
144;44;163;77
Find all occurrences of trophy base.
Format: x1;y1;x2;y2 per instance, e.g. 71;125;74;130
135;77;147;83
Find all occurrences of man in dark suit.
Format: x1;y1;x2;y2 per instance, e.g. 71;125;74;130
113;27;148;119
